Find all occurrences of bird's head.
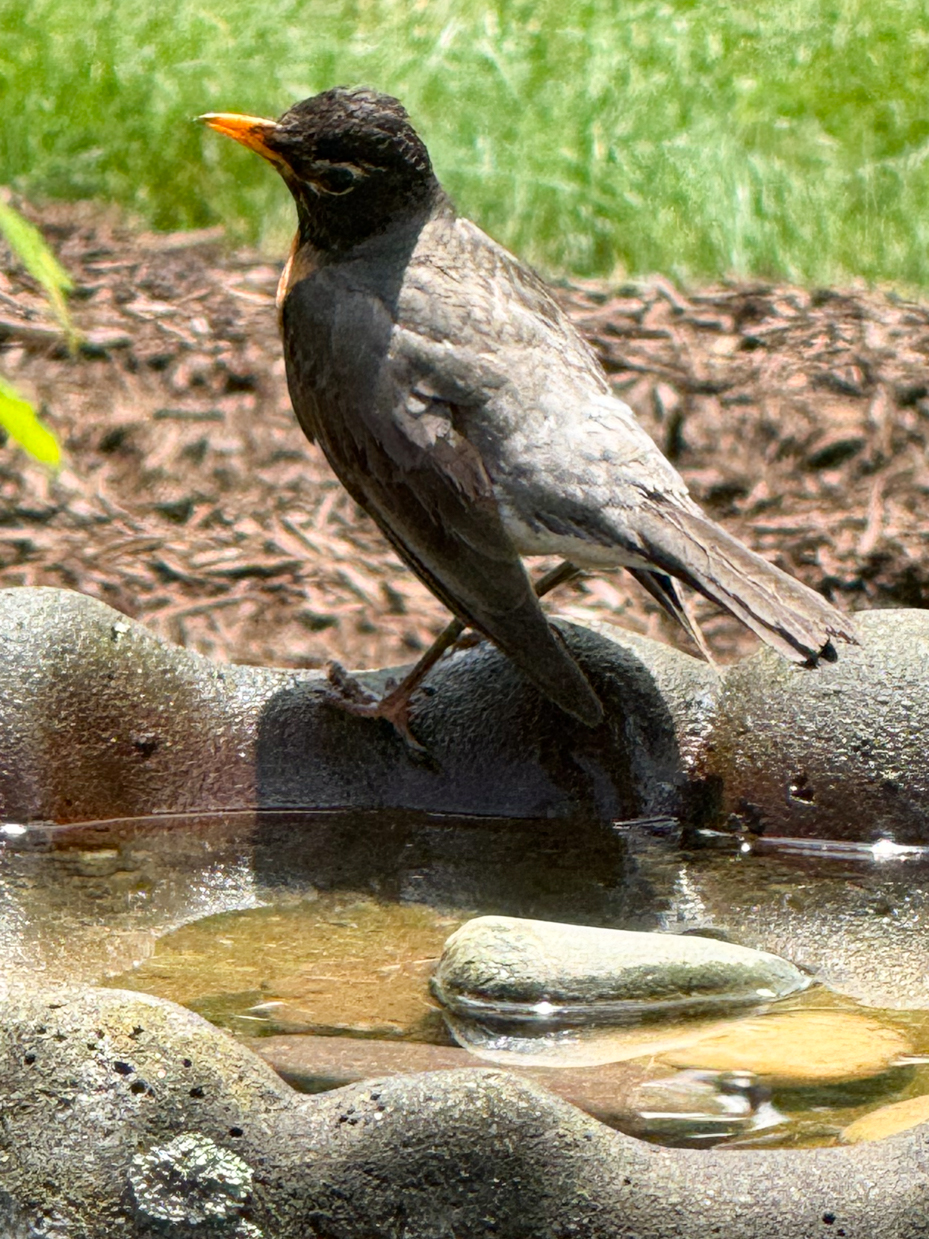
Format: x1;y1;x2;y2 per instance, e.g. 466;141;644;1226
200;87;442;253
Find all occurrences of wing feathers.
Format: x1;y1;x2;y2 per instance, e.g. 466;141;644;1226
283;273;602;725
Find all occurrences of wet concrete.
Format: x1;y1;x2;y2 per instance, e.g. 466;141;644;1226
4;586;929;1235
0;586;694;826
706;609;929;842
647;844;929;1008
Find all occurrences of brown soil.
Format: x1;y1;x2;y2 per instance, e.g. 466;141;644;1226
2;200;928;672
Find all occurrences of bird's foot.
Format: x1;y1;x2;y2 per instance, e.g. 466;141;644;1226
452;630;482;652
324;661;428;754
325;660;380;707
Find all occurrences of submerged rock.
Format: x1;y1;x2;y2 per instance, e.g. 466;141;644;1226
431;915;810;1025
841;1092;929;1144
661;1009;911;1085
252;1032;653;1129
105;893;459;1043
441;1008;746;1069
254;1032;772;1143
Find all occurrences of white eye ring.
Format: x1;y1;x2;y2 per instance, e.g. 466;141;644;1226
312;163;366;196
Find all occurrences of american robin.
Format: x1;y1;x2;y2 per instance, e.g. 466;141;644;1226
201;88;855;734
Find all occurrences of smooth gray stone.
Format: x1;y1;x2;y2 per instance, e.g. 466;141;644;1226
1;985;929;1237
706;609;929;842
430;915;810;1021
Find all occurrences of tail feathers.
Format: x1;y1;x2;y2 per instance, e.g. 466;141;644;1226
626;568;717;667
633;503;857;664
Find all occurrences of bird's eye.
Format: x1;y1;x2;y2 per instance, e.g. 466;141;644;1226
312;163;363;195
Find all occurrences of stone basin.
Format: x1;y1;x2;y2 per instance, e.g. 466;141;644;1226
3;586;929;841
3;584;929;1235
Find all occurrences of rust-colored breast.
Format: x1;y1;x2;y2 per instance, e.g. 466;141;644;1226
276;233;321;329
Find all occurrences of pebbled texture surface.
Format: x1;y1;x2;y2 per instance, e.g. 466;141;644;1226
706;609;929;842
0;586;702;826
1;587;927;845
0;986;927;1238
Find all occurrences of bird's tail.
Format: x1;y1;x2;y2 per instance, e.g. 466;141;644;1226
631;503;856;663
626;567;717;666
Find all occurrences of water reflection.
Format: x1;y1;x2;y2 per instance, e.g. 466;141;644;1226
3;808;929;1149
0;812;260;994
624;1070;784;1147
649;838;929;1008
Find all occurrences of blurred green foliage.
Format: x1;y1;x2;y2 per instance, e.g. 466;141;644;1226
0;200;67;465
0;199;78;347
0;376;61;467
1;0;928;285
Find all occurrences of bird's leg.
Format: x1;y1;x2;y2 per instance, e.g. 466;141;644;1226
533;558;582;598
324;617;465;748
324;560;581;745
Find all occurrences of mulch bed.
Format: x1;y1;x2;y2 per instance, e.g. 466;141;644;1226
1;199;928;672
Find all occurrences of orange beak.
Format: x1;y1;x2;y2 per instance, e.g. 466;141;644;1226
198;112;283;164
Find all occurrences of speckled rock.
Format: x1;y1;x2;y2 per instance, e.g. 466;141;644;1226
128;1133;257;1235
705;609;929;842
431;915;809;1022
0;586;708;826
3;986;929;1237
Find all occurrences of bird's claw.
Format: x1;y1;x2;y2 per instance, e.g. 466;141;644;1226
325;660;379;706
323;661;428;755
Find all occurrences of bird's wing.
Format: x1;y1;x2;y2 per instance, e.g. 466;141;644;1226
281;265;603;725
391;219;856;663
389;310;695;561
397;217;694;519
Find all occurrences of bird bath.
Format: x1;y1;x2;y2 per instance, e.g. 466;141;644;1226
3;587;929;1234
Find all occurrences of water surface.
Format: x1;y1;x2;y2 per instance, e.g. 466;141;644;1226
3;809;929;1149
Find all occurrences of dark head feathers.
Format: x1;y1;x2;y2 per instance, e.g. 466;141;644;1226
272;89;436;193
265;87;444;252
277;88;432;175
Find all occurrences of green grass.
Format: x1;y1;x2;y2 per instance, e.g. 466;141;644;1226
2;0;929;286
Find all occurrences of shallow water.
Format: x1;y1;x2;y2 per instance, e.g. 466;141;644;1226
107;892;463;1044
3;809;929;1149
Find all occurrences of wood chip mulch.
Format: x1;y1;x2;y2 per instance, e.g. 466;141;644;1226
1;199;928;672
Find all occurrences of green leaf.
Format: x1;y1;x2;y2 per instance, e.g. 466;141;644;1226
0;377;61;467
0;198;80;349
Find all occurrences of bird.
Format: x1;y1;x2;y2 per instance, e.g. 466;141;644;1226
200;87;856;736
